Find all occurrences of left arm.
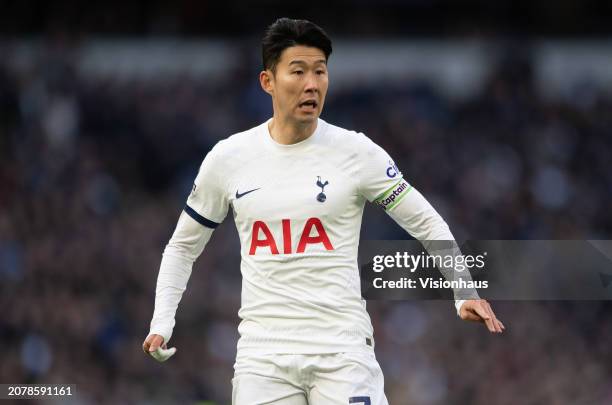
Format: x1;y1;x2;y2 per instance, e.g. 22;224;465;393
354;132;504;333
383;186;504;333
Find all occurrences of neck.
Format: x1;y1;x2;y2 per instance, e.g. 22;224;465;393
268;115;317;145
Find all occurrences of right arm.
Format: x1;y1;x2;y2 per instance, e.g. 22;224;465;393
148;212;217;345
143;145;229;358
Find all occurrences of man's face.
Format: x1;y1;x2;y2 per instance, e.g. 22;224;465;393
261;45;329;125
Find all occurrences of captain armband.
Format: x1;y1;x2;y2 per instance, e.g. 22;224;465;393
373;178;412;211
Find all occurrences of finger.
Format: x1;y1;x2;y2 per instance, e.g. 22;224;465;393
495;319;504;332
486;305;500;333
494;317;503;333
472;302;491;321
148;335;164;352
150;347;177;363
477;303;496;332
490;316;501;333
484;316;496;332
482;303;498;332
484;302;503;333
491;315;505;332
472;303;495;331
142;341;150;354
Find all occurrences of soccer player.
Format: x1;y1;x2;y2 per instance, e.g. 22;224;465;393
142;18;504;404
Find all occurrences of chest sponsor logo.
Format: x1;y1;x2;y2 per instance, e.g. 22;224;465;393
249;217;334;255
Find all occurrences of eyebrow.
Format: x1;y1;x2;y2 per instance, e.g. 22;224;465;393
288;59;327;66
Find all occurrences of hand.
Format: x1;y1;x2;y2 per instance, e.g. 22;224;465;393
142;334;177;362
459;299;505;333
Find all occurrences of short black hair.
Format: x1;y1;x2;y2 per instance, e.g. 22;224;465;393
262;18;332;72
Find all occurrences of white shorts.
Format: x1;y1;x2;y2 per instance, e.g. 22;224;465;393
232;351;389;405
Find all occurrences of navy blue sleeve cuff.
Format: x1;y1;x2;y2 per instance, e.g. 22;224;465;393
184;205;220;229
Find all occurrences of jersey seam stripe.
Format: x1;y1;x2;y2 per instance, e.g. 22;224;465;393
372;177;404;202
385;185;413;210
184;205;220;229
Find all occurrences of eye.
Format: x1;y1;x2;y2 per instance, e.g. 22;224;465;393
316;70;326;75
293;70;304;75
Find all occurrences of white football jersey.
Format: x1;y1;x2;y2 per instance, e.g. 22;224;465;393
185;118;411;354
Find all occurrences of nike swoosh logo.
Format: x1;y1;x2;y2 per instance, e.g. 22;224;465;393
235;188;260;199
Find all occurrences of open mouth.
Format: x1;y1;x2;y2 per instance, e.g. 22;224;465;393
299;100;318;110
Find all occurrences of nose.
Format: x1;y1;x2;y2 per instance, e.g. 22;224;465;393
304;72;319;94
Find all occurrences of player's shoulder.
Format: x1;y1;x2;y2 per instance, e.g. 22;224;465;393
323;120;381;155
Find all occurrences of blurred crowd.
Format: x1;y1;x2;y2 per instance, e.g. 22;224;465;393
1;40;612;404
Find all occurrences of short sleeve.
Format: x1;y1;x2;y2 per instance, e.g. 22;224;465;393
185;145;229;227
357;134;412;211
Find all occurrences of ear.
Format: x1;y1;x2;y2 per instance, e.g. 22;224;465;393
259;70;274;95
